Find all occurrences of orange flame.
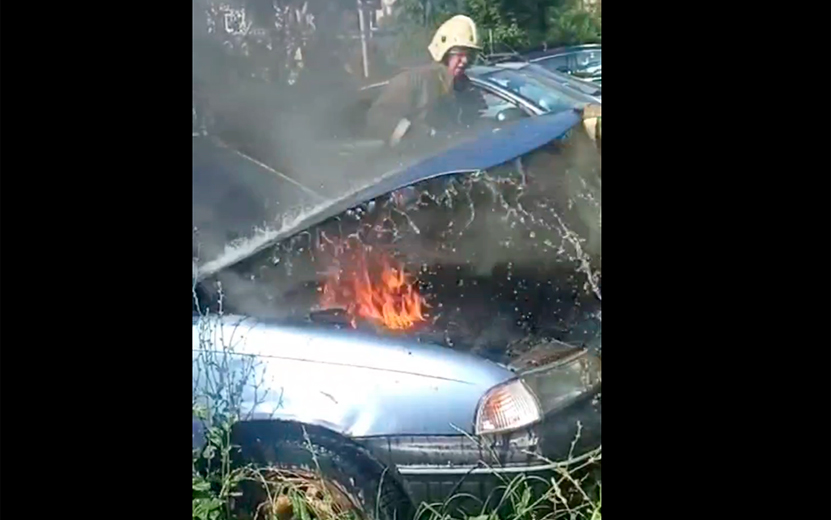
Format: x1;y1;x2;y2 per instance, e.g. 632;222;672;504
320;243;427;330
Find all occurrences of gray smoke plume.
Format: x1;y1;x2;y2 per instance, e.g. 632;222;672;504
192;0;602;356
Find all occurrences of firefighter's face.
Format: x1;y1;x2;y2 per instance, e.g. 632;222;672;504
446;48;475;77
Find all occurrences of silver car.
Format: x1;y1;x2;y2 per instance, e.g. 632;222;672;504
501;62;602;103
193;110;602;519
525;44;602;86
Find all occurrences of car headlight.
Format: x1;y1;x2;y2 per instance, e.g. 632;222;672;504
474;350;601;435
474;379;541;435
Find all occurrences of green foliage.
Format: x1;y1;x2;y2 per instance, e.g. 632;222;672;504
192;311;259;520
546;2;602;46
413;458;602;520
390;0;600;56
192;405;250;520
465;0;530;52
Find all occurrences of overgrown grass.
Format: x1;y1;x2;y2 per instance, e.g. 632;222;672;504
193;407;600;520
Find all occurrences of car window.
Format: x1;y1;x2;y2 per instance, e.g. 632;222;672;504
486;70;581;114
525;65;600;96
203;128;602;361
536;55;569;72
475;87;528;119
571;50;601;72
537;50;601;75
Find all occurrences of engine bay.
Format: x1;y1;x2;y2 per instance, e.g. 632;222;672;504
195;148;601;365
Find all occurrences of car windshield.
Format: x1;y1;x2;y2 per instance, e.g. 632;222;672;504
525;64;601;96
198;127;602;363
537;49;601;77
483;69;585;114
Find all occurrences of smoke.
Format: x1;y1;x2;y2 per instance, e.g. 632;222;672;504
192;0;434;208
193;0;407;272
191;0;602;352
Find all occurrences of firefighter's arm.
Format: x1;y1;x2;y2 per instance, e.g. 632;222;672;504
366;71;421;145
579;103;602;145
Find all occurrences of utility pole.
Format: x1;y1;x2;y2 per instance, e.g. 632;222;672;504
357;0;370;78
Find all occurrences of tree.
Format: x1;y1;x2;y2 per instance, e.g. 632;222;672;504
390;0;600;55
545;0;601;46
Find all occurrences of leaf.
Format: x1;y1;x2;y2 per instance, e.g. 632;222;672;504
521;486;532;508
193;404;209;420
207;430;224;449
193;497;223;520
290;493;312;520
202;444;217;461
193;479;212;493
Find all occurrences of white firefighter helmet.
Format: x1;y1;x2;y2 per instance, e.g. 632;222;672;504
428;15;482;62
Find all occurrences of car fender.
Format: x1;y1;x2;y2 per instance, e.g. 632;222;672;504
192;314;516;438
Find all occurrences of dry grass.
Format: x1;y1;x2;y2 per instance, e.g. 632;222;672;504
227;457;601;520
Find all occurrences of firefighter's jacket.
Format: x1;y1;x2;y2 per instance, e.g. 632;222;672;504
366;63;486;143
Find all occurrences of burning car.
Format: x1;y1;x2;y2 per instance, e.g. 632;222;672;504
193;109;601;519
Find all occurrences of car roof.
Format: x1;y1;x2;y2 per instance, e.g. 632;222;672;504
194;109;582;279
467;64;503;75
490;61;528;70
525;44;601;61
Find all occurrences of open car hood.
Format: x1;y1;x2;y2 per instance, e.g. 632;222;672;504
192;136;326;272
193;109;582;280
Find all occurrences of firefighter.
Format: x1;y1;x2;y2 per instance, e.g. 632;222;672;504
365;14;487;146
365;14;602;150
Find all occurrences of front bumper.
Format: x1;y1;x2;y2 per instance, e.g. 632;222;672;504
356;389;601;507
